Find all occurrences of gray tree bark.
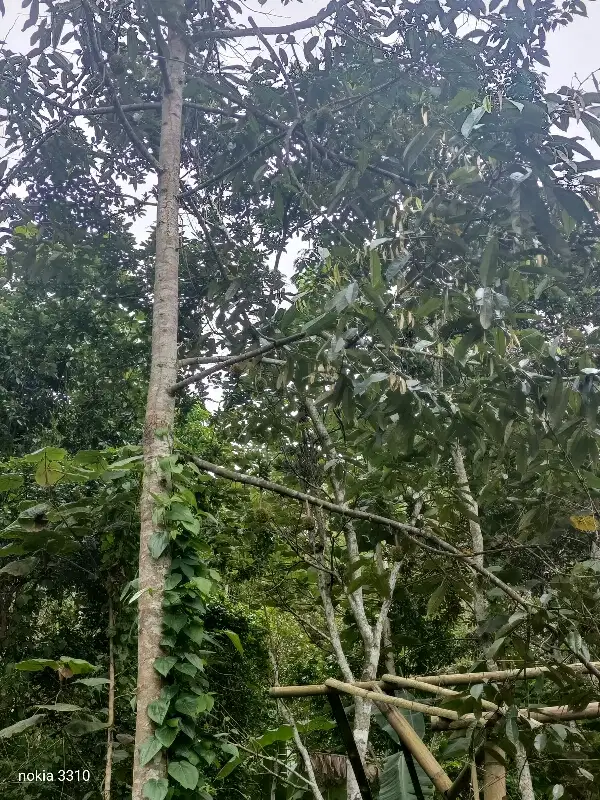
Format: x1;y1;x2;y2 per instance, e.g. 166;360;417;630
131;7;187;799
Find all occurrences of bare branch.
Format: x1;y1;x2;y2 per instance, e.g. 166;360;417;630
186;455;532;606
192;0;353;41
170;331;306;392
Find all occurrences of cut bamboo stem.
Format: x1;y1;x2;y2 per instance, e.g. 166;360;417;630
324;678;460;721
431;702;600;730
412;662;600;686
483;746;506;800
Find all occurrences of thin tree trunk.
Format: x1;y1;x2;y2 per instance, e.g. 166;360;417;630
453;444;535;799
515;742;535;800
132;8;187;799
104;591;115;800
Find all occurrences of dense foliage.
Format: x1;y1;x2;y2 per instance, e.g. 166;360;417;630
2;0;600;799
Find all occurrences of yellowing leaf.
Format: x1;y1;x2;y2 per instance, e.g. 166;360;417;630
569;515;599;532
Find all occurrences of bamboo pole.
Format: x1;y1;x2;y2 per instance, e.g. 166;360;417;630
412;662;600;686
371;699;453;794
431;702;600;730
381;674;502;714
483;746;506;800
269;661;600;698
324;679;460;721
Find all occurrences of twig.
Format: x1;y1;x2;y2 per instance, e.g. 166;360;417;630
170;331;307;392
192;0;352;41
180;132;287;198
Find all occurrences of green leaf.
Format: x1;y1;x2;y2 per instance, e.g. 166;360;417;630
446;89;478;114
15;658;60;672
580;470;600;490
185;624;205;645
74;678;110;688
164;613;188;633
165;573;182;590
191;576;213;596
426;581;447;617
552;785;565;800
217;754;248;779
24;447;67;463
59;657;97;675
223;630;244;655
36;704;81;712
148;531;170;559
155;724;178;748
403;126;440;170
143;778;169;800
413;297;442;319
154;657;178;677
546;374;569;430
461;106;486;137
168;760;199;790
185;653;205;670
480;236;498;286
504;715;519;745
147;697;170;725
0;557;37;576
0;714;45;739
139;736;163;766
35;461;63;487
378;751;434;800
0;473;23;492
175;695;201;717
478;287;494;330
64;719;109;736
454;326;482;363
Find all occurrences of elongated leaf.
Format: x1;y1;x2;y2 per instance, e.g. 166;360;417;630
223;630;243;655
0;557;37;576
15;658;60;672
546;374;570;430
64;719;109;736
461;106;485;137
217;752;247;778
36;704;81;712
480;236;498;286
0;714;45;739
74;677;110;688
378;751;434;800
403;127;440;169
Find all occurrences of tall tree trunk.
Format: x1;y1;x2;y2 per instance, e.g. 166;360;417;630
104;591;115;800
132;8;187;799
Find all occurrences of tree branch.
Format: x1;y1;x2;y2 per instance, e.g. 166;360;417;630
185;459;600;681
192;0;353;41
170;331;307;392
